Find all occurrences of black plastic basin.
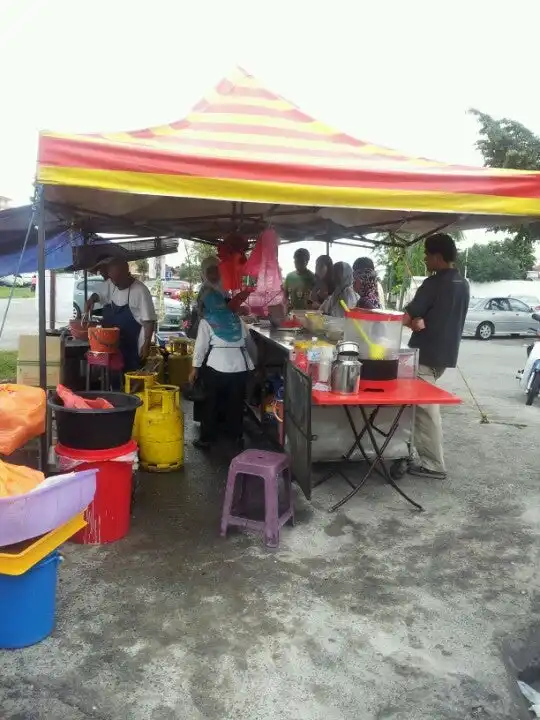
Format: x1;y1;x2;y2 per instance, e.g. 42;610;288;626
48;391;142;450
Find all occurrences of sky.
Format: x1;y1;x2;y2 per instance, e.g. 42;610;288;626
1;0;540;272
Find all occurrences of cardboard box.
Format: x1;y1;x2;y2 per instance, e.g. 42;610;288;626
17;335;63;389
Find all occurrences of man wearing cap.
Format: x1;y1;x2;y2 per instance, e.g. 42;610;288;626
85;257;157;371
284;248;316;310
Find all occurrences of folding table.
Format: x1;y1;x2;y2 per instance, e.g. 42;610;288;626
312;379;461;512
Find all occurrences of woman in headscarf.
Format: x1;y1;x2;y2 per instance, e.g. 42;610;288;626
319;262;358;317
353;257;385;310
197;256;226;314
189;290;257;449
310;255;335;308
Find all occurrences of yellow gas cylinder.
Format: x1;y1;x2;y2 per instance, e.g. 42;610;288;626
168;338;194;389
139;385;183;471
124;371;158;442
145;345;165;384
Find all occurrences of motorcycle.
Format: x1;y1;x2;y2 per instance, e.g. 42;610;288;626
518;312;540;405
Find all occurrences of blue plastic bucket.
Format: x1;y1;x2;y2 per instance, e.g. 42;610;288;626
0;552;61;649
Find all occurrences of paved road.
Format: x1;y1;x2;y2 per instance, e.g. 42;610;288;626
441;335;532;424
0;298;72;350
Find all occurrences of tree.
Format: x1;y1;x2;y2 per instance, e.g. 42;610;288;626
376;241;426;300
134;259;149;279
470;109;540;171
376;231;464;302
457;242;522;282
469;109;540;272
177;242;217;284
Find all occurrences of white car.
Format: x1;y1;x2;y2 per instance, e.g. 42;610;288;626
512;294;540;312
0;274;25;287
462;296;536;340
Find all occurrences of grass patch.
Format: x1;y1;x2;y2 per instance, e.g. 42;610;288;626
0;287;33;299
0;351;17;382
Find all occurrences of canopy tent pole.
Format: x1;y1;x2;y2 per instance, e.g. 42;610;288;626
49;271;56;330
83;233;89;313
36;185;48;471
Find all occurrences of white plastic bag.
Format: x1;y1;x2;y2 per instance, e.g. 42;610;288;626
55;450;138;472
518;680;540;716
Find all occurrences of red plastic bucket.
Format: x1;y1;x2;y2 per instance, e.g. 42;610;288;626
55;441;137;544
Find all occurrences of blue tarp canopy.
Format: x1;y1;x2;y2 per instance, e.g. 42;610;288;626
0;229;83;276
0;205;179;275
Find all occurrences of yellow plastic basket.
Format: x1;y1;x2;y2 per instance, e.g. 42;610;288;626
0;513;86;576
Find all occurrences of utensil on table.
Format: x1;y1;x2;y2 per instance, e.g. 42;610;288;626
331;354;362;394
339;300;386;360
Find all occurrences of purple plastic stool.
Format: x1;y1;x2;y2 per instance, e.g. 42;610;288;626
221;450;294;548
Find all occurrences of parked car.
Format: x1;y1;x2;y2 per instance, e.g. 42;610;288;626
511;294;540;312
0;274;25;287
159;280;191;298
72;276;103;318
73;276;182;327
462;296;537;340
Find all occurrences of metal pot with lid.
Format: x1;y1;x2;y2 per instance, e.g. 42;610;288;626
331;341;362;394
335;340;360;357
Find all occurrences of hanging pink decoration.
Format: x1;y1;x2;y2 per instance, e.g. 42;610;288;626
244;228;284;315
218;232;249;291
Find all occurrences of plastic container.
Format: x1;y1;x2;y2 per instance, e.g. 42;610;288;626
55;441;137;544
344;309;404;361
0;469;97;547
0;552;61;648
69;319;97;340
398;347;419;379
88;326;120;353
48;391;142;450
0;514;86;576
302;312;325;333
323;316;345;343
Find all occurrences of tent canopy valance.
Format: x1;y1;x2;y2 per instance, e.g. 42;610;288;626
0;205;179;273
36;68;540;246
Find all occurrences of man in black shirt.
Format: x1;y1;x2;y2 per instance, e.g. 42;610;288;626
396;233;469;480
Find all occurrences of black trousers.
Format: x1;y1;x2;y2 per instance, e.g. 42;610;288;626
200;368;248;442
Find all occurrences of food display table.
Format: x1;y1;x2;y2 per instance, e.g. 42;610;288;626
248;326;461;511
250;325;418;481
312;380;461;511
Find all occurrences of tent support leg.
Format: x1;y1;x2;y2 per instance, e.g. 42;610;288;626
49;271;56;330
83;232;88;313
36;185;48;472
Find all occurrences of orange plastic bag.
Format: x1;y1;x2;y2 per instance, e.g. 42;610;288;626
56;384;113;410
0;384;46;456
0;459;44;497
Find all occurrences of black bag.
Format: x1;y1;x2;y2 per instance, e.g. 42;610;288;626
181;337;251;403
181;344;212;402
181;377;207;402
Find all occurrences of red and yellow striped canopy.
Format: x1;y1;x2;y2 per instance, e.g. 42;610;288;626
37;68;540;217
